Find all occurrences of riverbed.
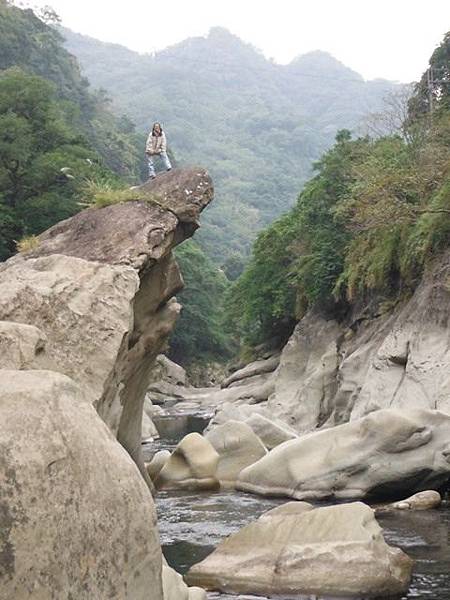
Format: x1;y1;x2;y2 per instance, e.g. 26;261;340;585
144;410;450;600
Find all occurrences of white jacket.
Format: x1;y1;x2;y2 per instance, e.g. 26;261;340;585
146;131;167;153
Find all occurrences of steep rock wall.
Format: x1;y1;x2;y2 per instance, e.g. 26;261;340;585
267;249;450;432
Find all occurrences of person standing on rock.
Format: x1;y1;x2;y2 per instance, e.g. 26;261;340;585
145;122;172;179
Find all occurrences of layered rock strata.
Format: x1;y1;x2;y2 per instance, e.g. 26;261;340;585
267;250;450;431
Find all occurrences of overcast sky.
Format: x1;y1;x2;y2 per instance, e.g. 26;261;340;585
30;0;450;82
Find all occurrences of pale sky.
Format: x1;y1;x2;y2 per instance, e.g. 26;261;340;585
30;0;450;82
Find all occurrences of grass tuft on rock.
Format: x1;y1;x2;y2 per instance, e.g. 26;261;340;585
82;180;162;209
16;235;40;253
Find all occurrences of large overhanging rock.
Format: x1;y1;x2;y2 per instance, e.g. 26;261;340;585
0;168;213;487
186;501;413;597
0;370;162;600
237;408;450;501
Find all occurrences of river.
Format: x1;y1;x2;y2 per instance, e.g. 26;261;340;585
144;409;450;600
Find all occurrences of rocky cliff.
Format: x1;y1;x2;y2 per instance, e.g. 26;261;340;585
266;249;450;432
0;167;213;598
210;249;450;434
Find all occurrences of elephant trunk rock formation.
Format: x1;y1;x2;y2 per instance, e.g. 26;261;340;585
0;167;213;598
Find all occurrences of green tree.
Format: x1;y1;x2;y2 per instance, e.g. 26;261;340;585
169;241;231;364
0;68;111;259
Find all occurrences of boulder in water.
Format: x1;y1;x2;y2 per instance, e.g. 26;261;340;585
382;490;442;511
147;449;171;481
155;432;219;490
205;420;267;487
186;501;413;597
237;408;450;500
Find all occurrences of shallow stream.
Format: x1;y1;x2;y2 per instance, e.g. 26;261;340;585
144;410;450;600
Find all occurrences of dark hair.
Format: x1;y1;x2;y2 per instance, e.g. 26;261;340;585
152;122;163;136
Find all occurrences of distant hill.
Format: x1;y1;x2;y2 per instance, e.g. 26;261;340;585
62;26;400;265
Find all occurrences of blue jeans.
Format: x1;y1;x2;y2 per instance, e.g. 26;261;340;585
147;151;172;178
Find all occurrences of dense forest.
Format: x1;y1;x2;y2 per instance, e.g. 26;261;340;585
62;26;399;267
226;31;450;351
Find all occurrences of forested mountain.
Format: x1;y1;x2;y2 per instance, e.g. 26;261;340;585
226;32;450;350
62;26;399;266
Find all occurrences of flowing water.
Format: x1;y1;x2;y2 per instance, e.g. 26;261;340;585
145;409;450;600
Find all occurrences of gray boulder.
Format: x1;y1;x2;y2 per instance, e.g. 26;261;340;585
237;408;450;500
186;501;413;597
155;433;219;490
380;490;442;512
206;402;296;449
205;421;267;486
221;354;280;388
0;370;162;600
0;168;213;488
147;450;171;481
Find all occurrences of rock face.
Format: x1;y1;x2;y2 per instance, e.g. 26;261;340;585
266;250;450;432
205;421;267;487
155;433;220;490
237;408;450;500
186;501;413;597
0;370;162;600
0;168;213;597
0;167;213;485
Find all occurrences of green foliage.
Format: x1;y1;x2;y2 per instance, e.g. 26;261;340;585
0;0;144;182
0;67;114;259
226;131;366;344
408;31;450;118
62;26;399;267
227;82;450;346
169;240;232;364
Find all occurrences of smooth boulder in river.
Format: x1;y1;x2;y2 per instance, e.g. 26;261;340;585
381;490;442;512
205;420;267;487
155;432;219;490
237;408;450;500
186;501;413;597
0;370;162;600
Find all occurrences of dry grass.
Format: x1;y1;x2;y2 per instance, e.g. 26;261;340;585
16;235;40;253
82;180;162;209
